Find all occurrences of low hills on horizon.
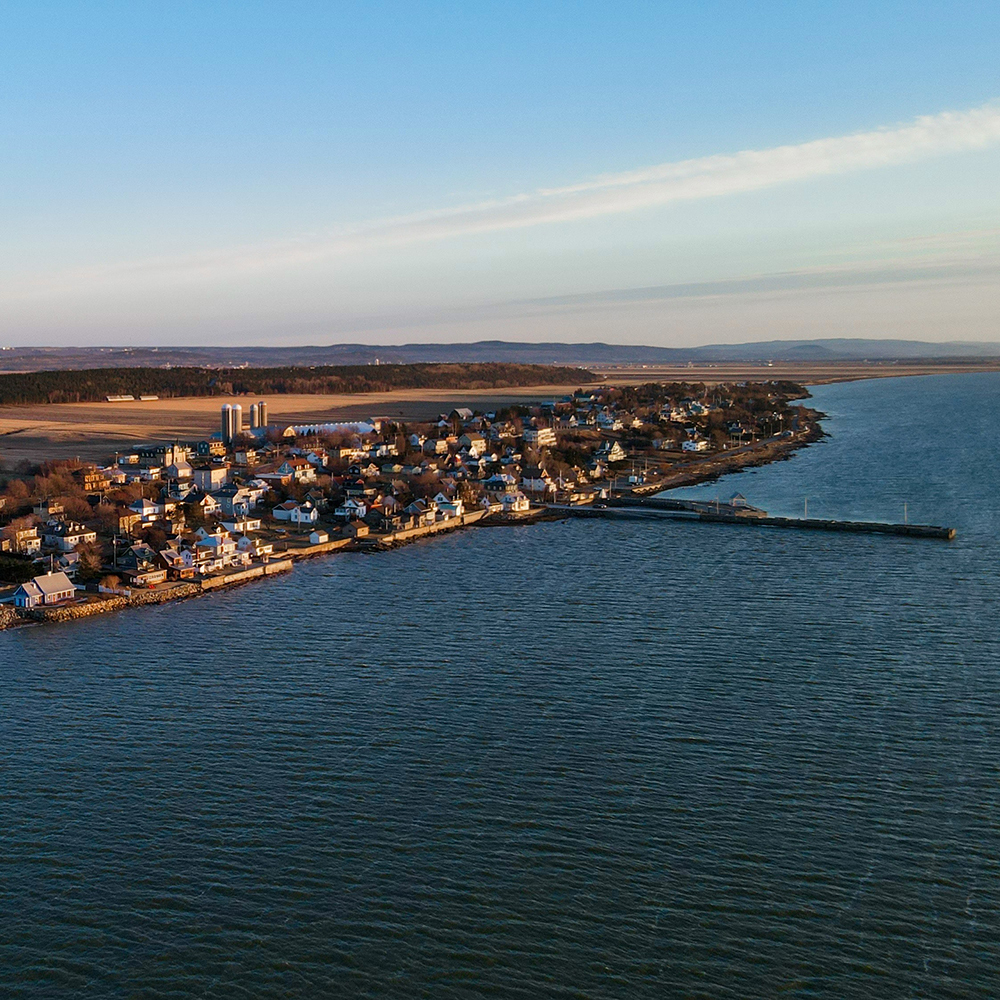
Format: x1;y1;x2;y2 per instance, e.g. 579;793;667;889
2;337;1000;372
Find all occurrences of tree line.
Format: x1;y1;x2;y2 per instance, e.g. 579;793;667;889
0;363;592;405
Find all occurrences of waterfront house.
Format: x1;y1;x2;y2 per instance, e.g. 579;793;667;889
521;467;556;494
236;535;273;558
500;491;531;513
308;529;329;545
117;543;168;586
195;532;240;561
13;571;76;608
404;499;438;526
159;546;196;578
381;495;403;514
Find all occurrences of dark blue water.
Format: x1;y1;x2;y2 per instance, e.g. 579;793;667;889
3;373;1000;998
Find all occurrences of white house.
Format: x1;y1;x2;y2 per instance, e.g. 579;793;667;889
501;491;530;513
192;466;230;491
159;547;196;575
165;460;193;480
435;497;464;520
458;432;487;457
404;498;438;526
523;427;557;447
195;532;238;558
334;498;368;521
308;529;329;545
276;458;318;483
220;518;262;535
596;440;627;463
41;521;97;552
272;500;319;525
128;497;163;523
521;467;556;494
13;571;76;608
423;438;449;455
682;439;710;453
236;535;273;558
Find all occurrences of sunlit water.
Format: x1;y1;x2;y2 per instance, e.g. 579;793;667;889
2;373;1000;998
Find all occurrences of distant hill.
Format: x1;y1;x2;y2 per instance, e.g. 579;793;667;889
1;337;999;373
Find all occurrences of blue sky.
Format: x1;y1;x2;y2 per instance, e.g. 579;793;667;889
1;1;998;346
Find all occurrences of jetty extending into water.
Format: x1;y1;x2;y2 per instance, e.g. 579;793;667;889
544;496;957;540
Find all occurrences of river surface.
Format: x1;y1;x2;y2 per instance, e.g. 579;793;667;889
2;373;1000;998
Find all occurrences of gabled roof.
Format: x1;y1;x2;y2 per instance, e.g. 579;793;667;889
24;571;75;597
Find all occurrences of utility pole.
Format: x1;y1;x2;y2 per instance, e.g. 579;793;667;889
804;497;808;519
904;502;908;525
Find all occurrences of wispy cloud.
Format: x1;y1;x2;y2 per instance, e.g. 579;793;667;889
4;100;1000;298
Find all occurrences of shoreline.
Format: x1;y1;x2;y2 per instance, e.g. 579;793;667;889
0;362;992;465
0;424;822;633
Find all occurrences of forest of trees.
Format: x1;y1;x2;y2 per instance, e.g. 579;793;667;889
0;363;593;406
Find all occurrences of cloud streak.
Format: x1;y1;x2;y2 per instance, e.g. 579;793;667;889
4;100;1000;298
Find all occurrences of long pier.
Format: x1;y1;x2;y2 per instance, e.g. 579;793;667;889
544;498;956;540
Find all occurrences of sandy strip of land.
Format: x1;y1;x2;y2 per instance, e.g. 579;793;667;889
1;361;998;466
0;383;592;464
587;360;1000;385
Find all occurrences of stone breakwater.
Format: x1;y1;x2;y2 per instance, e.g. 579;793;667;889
11;583;203;626
0;512;493;631
0;560;295;630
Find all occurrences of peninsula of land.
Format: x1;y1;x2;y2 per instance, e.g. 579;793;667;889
0;377;821;628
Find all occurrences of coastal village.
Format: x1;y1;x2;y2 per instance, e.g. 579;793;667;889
0;380;814;626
